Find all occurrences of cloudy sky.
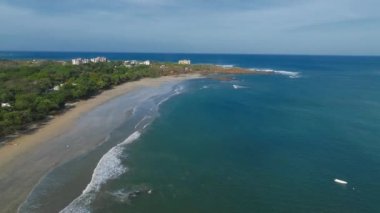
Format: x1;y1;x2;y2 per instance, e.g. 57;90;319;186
0;0;379;55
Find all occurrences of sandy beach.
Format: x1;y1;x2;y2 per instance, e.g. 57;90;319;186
0;74;201;213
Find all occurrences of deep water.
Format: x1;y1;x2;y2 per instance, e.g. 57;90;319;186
8;52;380;212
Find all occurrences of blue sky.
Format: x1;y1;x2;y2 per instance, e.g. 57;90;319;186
0;0;379;55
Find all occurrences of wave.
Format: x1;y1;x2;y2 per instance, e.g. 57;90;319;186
157;85;184;107
273;70;300;78
60;84;186;212
134;116;152;130
232;84;248;89
60;131;141;213
250;68;300;78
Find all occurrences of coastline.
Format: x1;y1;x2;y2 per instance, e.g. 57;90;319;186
0;74;201;213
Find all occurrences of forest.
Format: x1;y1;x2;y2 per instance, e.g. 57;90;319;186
0;60;174;138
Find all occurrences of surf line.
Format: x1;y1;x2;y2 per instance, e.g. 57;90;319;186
60;131;141;213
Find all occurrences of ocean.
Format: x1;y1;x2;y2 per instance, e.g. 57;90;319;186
4;52;380;212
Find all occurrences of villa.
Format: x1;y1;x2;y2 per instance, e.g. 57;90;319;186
140;60;151;66
72;58;83;65
178;59;191;65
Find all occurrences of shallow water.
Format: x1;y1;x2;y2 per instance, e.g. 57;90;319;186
18;80;187;213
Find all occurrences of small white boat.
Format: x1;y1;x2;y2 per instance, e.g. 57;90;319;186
334;179;348;185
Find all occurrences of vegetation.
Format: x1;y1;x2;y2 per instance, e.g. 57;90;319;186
0;60;174;138
0;59;252;139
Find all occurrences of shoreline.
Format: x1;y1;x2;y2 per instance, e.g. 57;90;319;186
0;74;201;213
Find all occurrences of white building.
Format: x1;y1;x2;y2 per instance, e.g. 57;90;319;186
1;103;11;108
139;60;151;66
72;58;82;65
124;60;151;67
90;57;107;63
73;57;106;65
72;58;90;65
178;59;191;65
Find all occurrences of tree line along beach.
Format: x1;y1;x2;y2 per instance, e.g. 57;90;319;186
0;58;258;142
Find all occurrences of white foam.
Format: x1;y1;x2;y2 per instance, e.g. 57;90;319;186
60;131;141;213
109;189;131;203
134;116;152;130
157;86;184;107
142;123;150;129
232;84;248;89
109;185;151;204
250;68;300;78
273;70;300;78
217;64;234;68
174;85;184;94
249;68;274;72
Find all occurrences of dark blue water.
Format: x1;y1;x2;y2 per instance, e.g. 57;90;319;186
1;51;379;71
6;52;380;212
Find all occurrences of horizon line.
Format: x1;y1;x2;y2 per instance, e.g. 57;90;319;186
0;50;379;57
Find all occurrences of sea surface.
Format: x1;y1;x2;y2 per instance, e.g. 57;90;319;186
4;52;380;212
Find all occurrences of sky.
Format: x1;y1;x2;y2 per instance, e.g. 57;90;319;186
0;0;379;55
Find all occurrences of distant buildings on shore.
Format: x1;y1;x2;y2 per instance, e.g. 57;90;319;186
91;57;107;63
71;57;152;67
72;57;107;65
178;59;191;65
123;60;151;67
71;58;192;66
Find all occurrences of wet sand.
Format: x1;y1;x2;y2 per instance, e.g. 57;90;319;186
0;74;201;213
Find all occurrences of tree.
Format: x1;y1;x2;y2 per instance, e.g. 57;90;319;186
35;97;59;113
14;94;37;111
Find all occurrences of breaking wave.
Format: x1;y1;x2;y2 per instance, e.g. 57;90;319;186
134;116;152;130
60;131;141;213
60;83;188;213
232;84;248;89
250;68;300;78
157;85;184;107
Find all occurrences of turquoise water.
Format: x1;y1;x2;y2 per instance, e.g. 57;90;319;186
98;66;380;212
12;53;380;212
95;73;380;212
